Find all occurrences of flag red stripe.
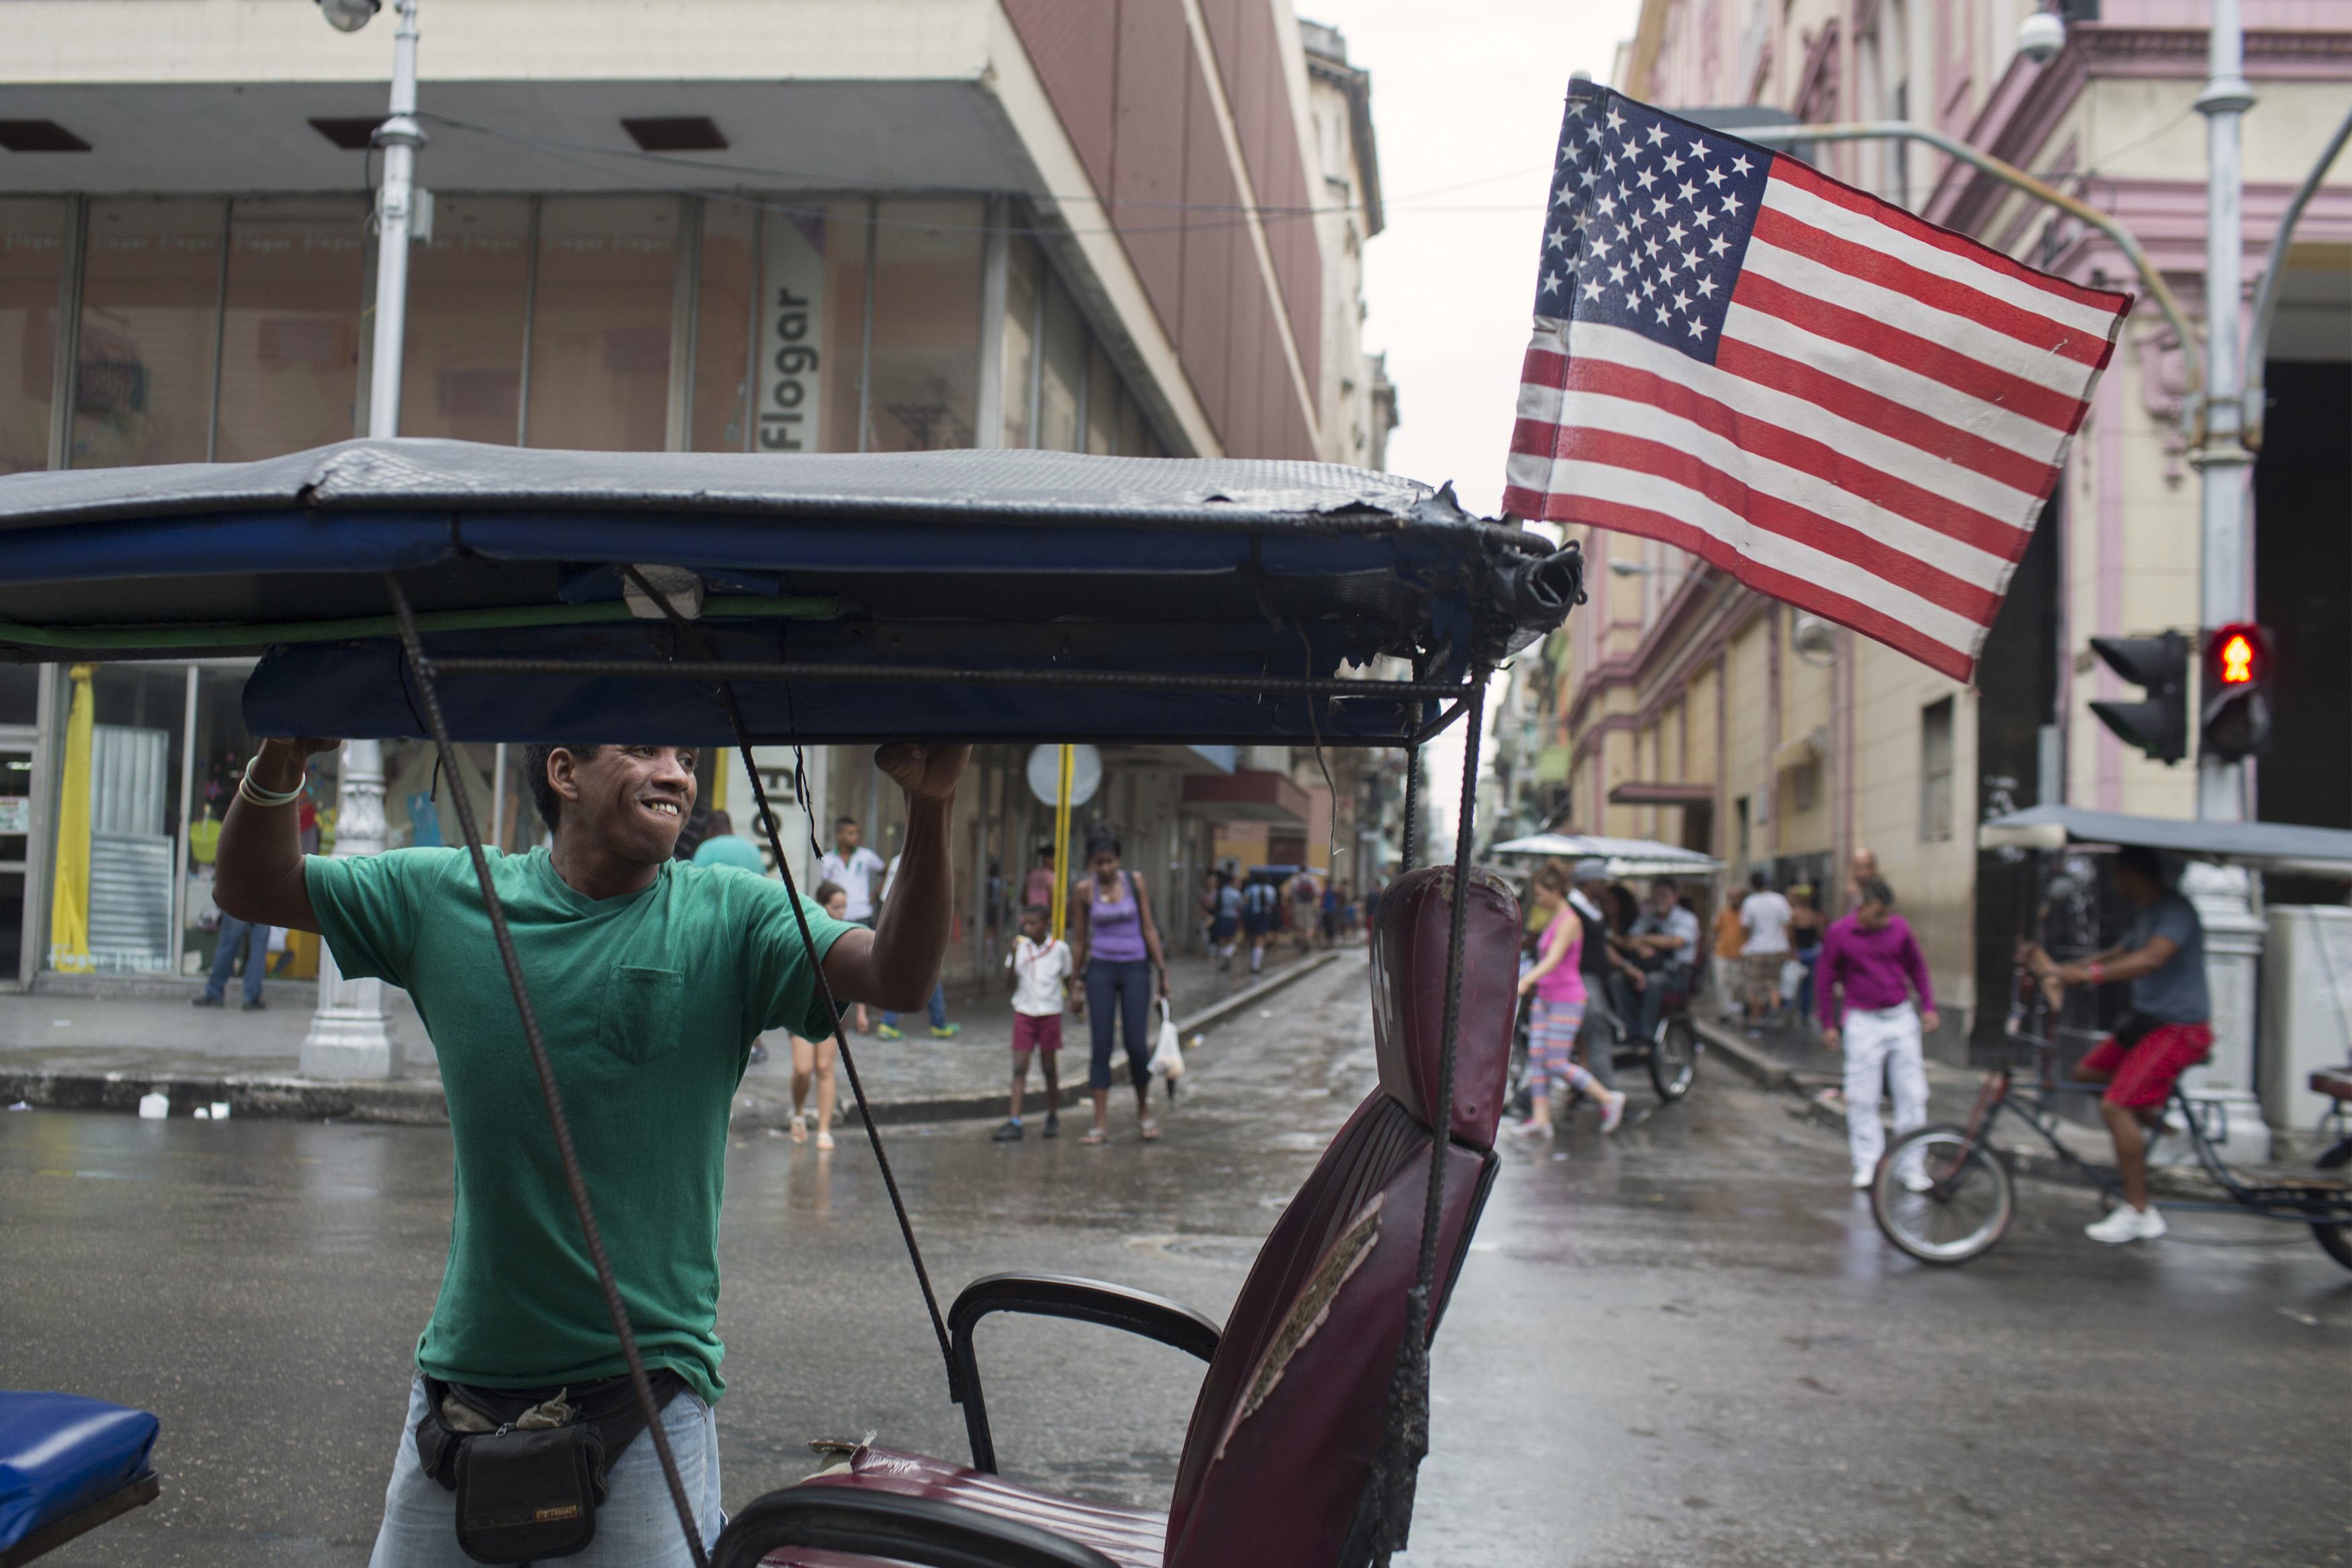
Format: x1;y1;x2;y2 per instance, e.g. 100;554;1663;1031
1732;270;2087;431
1532;350;2031;562
1767;154;2128;316
1708;336;2064;500
1511;425;2005;623
1505;489;1978;681
1749;204;2105;367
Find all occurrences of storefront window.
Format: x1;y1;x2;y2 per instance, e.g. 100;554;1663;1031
401;195;530;443
215;198;366;462
1000;234;1041;449
0;199;66;475
1038;271;1084;452
692;199;756;452
524;196;679;451
866;200;982;451
71;199;224;469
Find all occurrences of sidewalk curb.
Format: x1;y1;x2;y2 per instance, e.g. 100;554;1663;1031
2;949;1354;1129
732;948;1353;1132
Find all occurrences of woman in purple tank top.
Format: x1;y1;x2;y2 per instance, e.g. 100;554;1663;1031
1069;829;1170;1145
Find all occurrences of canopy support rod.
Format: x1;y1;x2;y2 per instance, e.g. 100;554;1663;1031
1369;666;1486;1563
1397;744;1421;875
423;657;1470;702
384;575;712;1568
616;567;961;1399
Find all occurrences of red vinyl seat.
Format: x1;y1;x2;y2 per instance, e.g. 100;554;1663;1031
726;863;1520;1568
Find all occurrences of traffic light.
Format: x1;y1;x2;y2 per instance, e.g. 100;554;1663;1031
2088;631;2188;765
2201;622;2272;763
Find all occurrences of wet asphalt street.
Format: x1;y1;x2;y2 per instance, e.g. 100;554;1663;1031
5;954;2349;1567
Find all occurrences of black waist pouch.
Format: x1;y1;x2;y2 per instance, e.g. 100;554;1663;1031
453;1423;603;1565
414;1370;685;1565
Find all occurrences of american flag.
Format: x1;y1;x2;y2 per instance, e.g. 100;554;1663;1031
1503;81;2131;681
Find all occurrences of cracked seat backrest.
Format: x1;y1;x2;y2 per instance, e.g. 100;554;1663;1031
1162;865;1518;1568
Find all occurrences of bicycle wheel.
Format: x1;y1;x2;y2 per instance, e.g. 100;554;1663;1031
2315;1221;2352;1272
1648;1017;1697;1100
1872;1125;2013;1265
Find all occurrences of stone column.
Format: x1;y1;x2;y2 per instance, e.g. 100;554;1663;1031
300;740;402;1080
2173;861;2269;1163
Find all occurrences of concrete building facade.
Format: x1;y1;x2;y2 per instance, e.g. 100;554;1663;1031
0;0;1399;994
1503;0;2352;1089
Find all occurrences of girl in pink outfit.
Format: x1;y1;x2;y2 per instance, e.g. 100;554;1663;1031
1515;865;1628;1137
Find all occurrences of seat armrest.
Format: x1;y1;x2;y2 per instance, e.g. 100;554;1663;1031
712;1486;1118;1568
949;1272;1220;1474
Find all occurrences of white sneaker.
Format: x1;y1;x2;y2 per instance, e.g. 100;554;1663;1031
1850;1169;1874;1190
1900;1168;1935;1194
2085;1204;2167;1244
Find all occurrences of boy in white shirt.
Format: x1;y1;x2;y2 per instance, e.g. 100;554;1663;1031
995;904;1072;1142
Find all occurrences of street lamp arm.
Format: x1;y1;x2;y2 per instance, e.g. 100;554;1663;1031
1737;120;2203;410
2241;95;2352;450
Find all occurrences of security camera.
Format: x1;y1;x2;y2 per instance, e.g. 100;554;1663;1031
317;0;381;32
2017;10;2066;66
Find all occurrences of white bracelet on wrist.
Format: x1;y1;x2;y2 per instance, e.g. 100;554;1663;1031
239;757;304;808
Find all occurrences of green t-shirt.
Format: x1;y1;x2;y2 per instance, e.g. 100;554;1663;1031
306;846;852;1405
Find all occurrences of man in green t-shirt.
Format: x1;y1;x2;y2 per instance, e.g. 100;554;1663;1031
214;735;967;1567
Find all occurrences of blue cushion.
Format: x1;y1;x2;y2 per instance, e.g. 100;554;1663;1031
0;1391;159;1551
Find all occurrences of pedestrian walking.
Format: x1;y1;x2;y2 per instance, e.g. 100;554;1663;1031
819;816;886;1035
1289;867;1322;953
994;904;1071;1142
1568;858;1636;1091
212;734;966;1567
1846;845;1880;911
1711;889;1745;1022
1320;880;1341;947
1787;885;1826;1024
876;850;958;1040
1738;871;1792;1027
1022;845;1057;914
1240;873;1278;976
1068;830;1170;1144
786;881;851;1148
195;909;272;1010
1818;878;1937;1190
2023;846;2212;1244
1514;865;1628;1137
1208;869;1242;969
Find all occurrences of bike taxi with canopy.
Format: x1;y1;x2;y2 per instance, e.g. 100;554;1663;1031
0;439;1580;1568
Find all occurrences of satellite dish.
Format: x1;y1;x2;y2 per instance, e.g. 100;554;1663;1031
1026;744;1102;807
1791;612;1838;666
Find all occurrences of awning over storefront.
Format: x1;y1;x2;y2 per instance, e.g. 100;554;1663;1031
1181;769;1310;826
1606;780;1714;805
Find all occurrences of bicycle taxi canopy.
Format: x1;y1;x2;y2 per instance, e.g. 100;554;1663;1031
1978;804;2352;879
0;439;1581;1568
1487;833;1724;881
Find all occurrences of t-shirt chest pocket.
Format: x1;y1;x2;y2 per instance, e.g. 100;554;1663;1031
597;965;684;1066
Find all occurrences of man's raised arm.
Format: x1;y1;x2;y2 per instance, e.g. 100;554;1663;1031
821;743;970;1013
213;736;340;932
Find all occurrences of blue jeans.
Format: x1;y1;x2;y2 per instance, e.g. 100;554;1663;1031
206;915;269;1004
367;1373;722;1568
1085;958;1154;1091
882;980;948;1031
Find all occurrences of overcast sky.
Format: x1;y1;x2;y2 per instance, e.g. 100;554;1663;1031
1312;0;1642;855
1319;0;1642;517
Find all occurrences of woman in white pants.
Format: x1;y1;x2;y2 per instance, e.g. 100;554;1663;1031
1816;879;1938;1188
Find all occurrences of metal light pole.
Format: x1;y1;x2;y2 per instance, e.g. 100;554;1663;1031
300;0;419;1078
2191;0;2255;826
367;0;424;439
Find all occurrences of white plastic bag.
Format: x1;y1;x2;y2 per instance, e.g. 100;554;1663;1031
1149;997;1185;1081
1779;957;1808;1003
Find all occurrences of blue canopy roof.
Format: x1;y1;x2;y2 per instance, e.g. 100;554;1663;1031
0;440;1579;746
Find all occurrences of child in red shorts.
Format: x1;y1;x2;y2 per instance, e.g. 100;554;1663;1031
995;904;1073;1142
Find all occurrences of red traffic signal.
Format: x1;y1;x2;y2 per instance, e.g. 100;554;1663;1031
2201;623;2272;763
